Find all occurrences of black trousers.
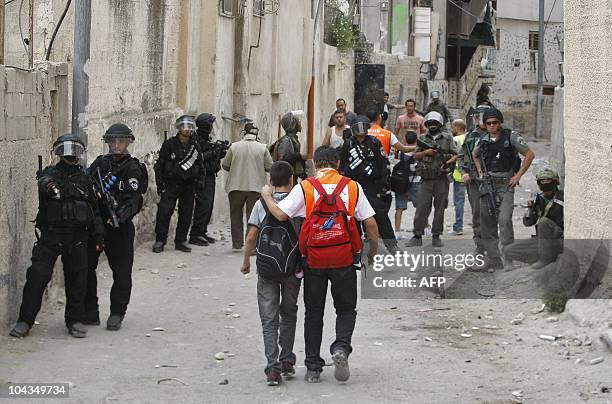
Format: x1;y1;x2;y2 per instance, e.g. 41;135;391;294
155;181;196;243
18;230;89;327
303;267;357;372
364;190;397;252
85;221;135;318
190;173;216;239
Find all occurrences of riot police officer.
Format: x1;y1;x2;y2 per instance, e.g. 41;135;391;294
189;113;227;246
504;168;563;269
153;115;204;253
9;134;105;338
458;105;491;255
406;111;459;248
84;123;147;331
339;116;398;253
472;108;535;270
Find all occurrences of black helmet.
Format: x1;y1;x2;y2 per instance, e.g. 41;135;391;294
175;115;196;132
350;115;371;136
52;133;85;158
196;113;216;127
103;123;135;142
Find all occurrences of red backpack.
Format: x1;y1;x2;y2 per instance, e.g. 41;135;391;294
299;177;363;269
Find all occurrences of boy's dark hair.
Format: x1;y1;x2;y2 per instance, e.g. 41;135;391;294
334;109;345;117
313;146;340;168
336;98;346;104
366;109;381;122
405;98;416;106
384;91;389;97
270;161;294;187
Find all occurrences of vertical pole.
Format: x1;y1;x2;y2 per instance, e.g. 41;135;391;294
308;0;323;159
456;4;461;80
0;0;4;65
72;0;91;160
535;0;545;139
28;0;33;67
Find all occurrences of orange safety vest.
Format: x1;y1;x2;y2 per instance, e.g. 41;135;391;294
301;169;358;219
368;124;392;155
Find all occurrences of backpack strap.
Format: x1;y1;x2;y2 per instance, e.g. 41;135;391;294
307;176;350;206
259;197;269;214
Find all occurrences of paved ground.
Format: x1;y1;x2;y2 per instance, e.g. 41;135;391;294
3;140;611;403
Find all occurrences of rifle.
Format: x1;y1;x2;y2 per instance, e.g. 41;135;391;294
476;141;500;218
95;167;120;228
416;137;441;152
37;155;42;178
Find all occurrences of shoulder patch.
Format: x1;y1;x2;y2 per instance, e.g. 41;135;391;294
128;178;139;190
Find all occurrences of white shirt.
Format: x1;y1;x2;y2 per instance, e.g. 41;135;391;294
277;170;375;221
330;125;349;149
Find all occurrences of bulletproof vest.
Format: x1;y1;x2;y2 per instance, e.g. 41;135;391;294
346;136;385;190
165;137;201;180
483;129;516;173
38;164;94;230
536;190;564;229
417;132;454;180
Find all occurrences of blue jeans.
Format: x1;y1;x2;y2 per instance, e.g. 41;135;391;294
453;181;466;232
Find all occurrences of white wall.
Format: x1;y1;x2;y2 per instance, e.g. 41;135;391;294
497;0;563;22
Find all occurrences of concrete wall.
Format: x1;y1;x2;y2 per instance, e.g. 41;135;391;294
564;0;612;240
490;18;564;137
498;0;563;22
0;63;69;329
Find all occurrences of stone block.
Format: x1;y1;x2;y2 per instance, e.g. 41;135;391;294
5;117;18;141
0;66;6;92
23;73;34;94
56;63;69;76
6;69;17;93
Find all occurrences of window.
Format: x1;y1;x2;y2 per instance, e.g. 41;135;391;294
219;0;234;17
529;31;539;51
253;0;264;16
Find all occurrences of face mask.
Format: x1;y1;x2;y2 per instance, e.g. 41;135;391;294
427;124;441;134
538;182;557;193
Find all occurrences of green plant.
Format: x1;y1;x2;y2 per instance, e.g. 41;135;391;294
543;294;569;313
325;0;362;55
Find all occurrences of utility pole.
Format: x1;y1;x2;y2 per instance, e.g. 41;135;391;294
535;0;545;139
0;0;4;65
72;0;91;160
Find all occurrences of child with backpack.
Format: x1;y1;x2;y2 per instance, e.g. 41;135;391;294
241;161;302;386
260;146;380;384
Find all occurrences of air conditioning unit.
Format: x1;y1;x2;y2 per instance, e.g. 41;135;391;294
413;7;431;62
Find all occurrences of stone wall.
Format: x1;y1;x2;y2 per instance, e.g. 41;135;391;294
0;63;69;329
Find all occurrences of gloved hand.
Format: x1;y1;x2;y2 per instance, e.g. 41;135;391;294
95;235;105;252
46;182;61;199
156;183;166;196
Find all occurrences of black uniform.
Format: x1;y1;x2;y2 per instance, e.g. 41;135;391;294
18;161;105;328
339;134;397;252
85;154;146;320
189;129;224;241
154;134;204;243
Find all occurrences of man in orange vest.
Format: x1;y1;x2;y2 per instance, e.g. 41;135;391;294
366;110;415;157
261;146;379;384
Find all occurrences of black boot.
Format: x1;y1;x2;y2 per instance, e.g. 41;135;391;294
9;321;30;338
406;236;423;247
175;241;192;253
432;236;443;247
152;241;165;253
68;322;88;338
202;234;216;244
107;314;124;331
189;236;209;246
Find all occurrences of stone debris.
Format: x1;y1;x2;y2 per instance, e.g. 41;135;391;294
516;337;523;342
152;327;165;331
461;333;473;338
145;334;151;337
224;308;233;314
229;303;236;306
539;335;557;341
483;325;500;330
219;379;229;385
224;326;235;329
150;269;159;274
599;331;612;351
511;313;525;325
583;336;593;346
231;313;240;318
34;321;40;325
157;378;188;386
227;353;235;357
155;364;178;368
176;263;187;269
589;357;604;365
425;337;433;342
512;390;523;398
471;327;480;331
575;358;583;364
203;252;211;256
531;304;545;314
546;316;559;323
215;352;225;360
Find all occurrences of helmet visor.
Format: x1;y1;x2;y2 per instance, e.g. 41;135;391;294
351;121;371;136
53;141;85;158
105;137;132;155
176;117;196;133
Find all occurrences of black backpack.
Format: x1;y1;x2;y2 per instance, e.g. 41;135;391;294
390;154;415;194
256;198;300;279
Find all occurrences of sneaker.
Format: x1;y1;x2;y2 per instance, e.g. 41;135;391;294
424;225;432;237
266;371;282;386
203;234;217;244
281;361;295;378
152;241;165;253
9;321;30;338
331;350;350;382
395;232;404;241
68;322;88;338
106;314;124;331
448;229;463;236
189;236;209;246
406;236;423;247
175;242;192;253
305;369;321;383
432;236;443;247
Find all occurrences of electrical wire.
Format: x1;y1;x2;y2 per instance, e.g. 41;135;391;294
5;0;17;5
45;0;73;60
542;0;558;36
18;0;32;67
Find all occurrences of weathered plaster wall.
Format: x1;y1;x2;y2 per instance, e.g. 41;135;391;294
490;18;563;138
0;63;69;329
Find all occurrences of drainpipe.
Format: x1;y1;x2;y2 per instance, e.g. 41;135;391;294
307;0;323;159
72;0;91;161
